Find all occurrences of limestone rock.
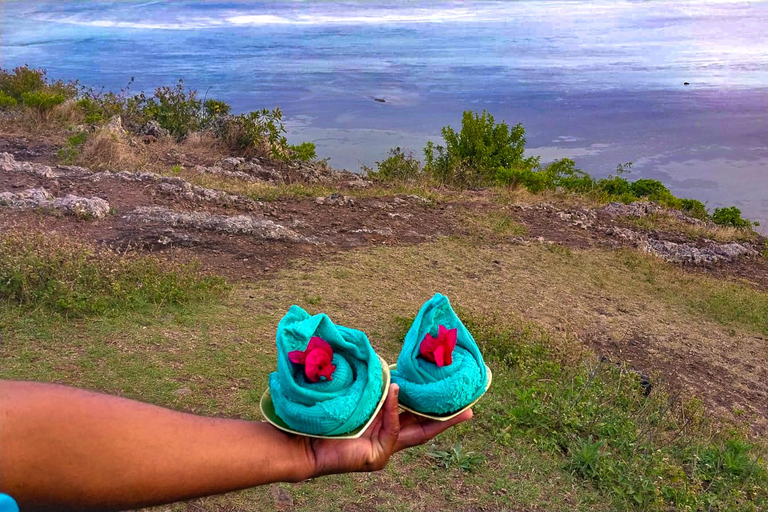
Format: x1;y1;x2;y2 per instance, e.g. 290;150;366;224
125;206;312;243
102;115;126;137
0;187;110;219
139;120;170;139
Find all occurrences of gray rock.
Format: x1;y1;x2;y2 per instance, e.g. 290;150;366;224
194;165;259;183
139;120;170;139
0;152;58;178
604;226;758;264
602;201;704;226
52;195;111;219
0;187;110;219
102;115;126;137
315;193;355;207
125;206;312;243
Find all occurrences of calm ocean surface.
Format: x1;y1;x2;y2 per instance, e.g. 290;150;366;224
1;1;767;224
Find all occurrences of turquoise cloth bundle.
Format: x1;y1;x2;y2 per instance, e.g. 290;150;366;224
269;305;384;436
391;294;488;414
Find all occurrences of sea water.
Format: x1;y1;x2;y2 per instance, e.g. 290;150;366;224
1;0;767;224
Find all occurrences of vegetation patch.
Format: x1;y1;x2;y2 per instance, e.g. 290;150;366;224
462;313;768;511
0;231;227;317
0;66;316;164
626;213;760;243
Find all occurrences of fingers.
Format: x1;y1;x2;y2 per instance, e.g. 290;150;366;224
395;409;473;452
377;384;401;457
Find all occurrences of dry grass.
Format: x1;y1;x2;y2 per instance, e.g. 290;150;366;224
77;130;229;172
628;213;759;243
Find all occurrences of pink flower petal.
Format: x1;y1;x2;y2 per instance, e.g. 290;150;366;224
288;351;306;364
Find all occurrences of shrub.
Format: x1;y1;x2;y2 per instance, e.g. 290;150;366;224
288;142;317;162
712;206;753;228
76;78;148;129
201;99;231;129
597;176;632;197
498;158;594;193
0;66;77;102
629;179;673;201
365;147;422;182
424;109;539;187
218;108;288;158
0;91;17;108
0;231;227;317
21;91;65;115
57;131;89;164
141;80;202;140
679;198;709;220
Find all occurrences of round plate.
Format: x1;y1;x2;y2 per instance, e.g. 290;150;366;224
260;356;391;439
389;363;493;421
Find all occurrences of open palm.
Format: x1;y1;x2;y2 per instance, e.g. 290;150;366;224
306;384;473;476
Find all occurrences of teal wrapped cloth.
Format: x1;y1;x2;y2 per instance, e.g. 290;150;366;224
269;305;383;436
392;294;488;414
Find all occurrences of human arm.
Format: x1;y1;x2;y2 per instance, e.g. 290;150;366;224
0;381;470;511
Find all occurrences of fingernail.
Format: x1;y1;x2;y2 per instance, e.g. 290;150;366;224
393;385;399;398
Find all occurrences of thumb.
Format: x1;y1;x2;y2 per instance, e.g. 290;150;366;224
378;384;400;458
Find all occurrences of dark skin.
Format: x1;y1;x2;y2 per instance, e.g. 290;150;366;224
0;381;471;511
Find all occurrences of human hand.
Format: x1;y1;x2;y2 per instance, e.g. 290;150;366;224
301;384;473;477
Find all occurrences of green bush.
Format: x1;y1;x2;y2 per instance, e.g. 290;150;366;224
424;109;539;187
712;206;753;228
0;91;17;108
0;66;77;102
498;158;594;193
201;99;231;129
57;131;89;164
0;231;227;317
629;179;674;201
288;142;317;162
364;147;422;182
679;198;709;220
218;108;288;158
597;175;633;197
21;91;65;115
141;80;202;139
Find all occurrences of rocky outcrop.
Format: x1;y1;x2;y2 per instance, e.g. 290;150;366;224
0;188;111;219
102;115;126;137
315;194;355;207
194;157;373;188
124;206;312;243
602;201;705;226
138;120;170;139
604;226;758;264
0;152;60;178
0;153;256;208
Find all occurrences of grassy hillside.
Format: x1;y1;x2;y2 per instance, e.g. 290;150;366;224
2;66;768;511
2;237;767;511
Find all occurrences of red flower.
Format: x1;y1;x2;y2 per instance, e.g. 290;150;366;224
419;325;457;367
288;337;337;382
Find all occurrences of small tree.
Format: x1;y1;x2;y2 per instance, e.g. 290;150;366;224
712;206;753;228
365;147;422;182
424;109;539;187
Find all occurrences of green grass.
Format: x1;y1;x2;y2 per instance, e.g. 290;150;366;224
2;236;768;511
0;231;227;317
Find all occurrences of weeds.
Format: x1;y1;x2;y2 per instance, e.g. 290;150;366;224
0;231;227;317
364;147;423;183
57;131;89;164
427;442;485;471
462;313;768;510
